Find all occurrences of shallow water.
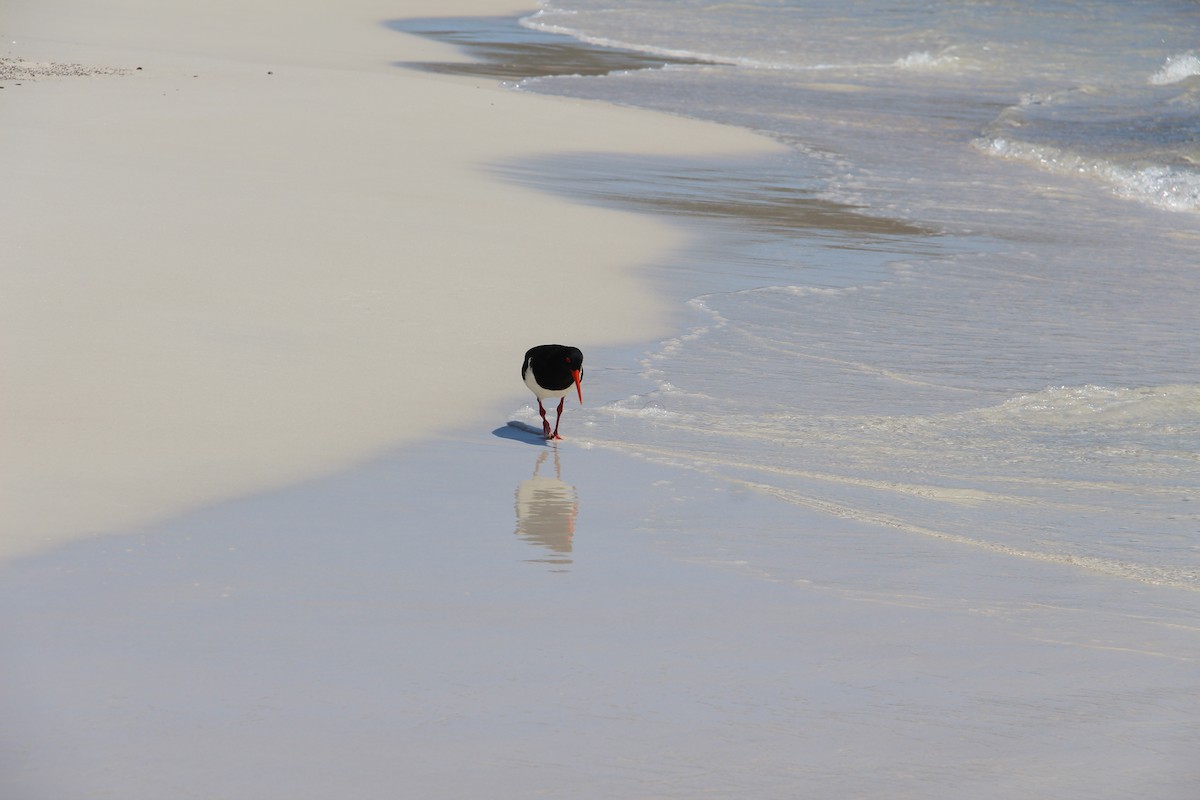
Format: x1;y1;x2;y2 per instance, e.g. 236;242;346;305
492;1;1200;593
530;0;1200;213
396;7;1200;592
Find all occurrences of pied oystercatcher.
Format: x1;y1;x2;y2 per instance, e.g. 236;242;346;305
522;344;584;440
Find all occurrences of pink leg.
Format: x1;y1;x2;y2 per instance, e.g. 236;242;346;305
550;397;566;440
537;400;552;438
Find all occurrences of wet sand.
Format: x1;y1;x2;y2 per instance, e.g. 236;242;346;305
6;422;1198;798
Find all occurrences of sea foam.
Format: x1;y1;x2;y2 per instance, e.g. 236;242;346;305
1150;51;1200;85
978;137;1200;213
893;51;960;71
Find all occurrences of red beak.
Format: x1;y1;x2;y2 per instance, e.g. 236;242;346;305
572;369;583;405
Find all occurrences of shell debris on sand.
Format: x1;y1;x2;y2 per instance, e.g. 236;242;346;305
0;57;135;82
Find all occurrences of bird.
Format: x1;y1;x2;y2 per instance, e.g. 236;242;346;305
522;344;584;440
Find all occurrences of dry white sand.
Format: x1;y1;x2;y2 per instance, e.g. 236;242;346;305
0;0;780;562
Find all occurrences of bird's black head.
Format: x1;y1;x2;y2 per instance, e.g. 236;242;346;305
562;346;583;374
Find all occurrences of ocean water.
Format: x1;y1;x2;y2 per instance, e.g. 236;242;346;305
488;0;1200;594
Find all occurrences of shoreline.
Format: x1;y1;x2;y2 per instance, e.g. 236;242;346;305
0;0;782;563
5;5;1200;797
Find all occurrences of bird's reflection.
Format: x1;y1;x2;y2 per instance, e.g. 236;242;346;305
514;447;579;569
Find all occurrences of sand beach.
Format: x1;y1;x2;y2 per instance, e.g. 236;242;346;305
4;1;1199;797
0;0;779;563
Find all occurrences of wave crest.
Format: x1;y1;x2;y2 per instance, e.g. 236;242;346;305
1150;51;1200;85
